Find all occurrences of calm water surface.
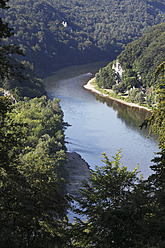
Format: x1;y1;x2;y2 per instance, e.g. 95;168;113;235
45;62;159;178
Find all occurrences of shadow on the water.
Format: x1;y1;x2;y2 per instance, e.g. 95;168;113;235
94;94;153;136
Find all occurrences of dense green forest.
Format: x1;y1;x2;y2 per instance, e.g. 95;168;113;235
1;0;165;247
1;0;165;74
0;96;71;247
96;22;165;106
0;60;46;100
0;1;71;246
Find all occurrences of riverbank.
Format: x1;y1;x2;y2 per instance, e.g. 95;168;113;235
45;63;157;179
83;77;152;112
65;152;91;197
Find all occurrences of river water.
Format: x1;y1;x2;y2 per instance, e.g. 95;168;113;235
45;62;159;178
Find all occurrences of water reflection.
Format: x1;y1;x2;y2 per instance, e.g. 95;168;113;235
94;94;155;138
45;63;159;178
95;94;151;125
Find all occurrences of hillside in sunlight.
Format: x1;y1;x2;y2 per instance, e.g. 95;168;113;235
95;23;165;106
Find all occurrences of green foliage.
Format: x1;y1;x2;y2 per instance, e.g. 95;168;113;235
96;63;117;89
128;88;145;104
2;0;165;74
121;69;140;89
96;23;165;105
0;3;71;246
118;23;165;88
1;60;46;100
9;96;68;174
0;0;46;99
142;62;165;151
0;0;23;81
70;63;165;247
1;1;165;247
71;151;155;248
0;96;71;247
138;62;165;247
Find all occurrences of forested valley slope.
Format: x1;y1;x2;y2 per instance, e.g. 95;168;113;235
1;0;165;247
1;0;165;75
95;22;165;107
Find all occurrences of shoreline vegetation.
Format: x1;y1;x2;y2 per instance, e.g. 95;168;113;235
84;77;152;112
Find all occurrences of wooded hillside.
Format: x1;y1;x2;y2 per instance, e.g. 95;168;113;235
95;23;165;106
2;0;165;74
1;1;165;247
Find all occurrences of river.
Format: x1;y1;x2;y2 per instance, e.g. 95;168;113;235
45;62;159;178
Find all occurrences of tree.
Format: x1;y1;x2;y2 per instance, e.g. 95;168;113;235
121;69;139;91
0;11;24;246
0;96;71;247
142;62;165;247
0;2;71;246
0;1;10;36
96;64;117;89
71;64;165;246
71;151;153;248
147;62;165;151
0;0;23;80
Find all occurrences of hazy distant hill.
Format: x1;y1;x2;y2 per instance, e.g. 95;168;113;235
2;0;165;74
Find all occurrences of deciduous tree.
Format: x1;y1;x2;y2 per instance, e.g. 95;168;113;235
71;151;152;248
